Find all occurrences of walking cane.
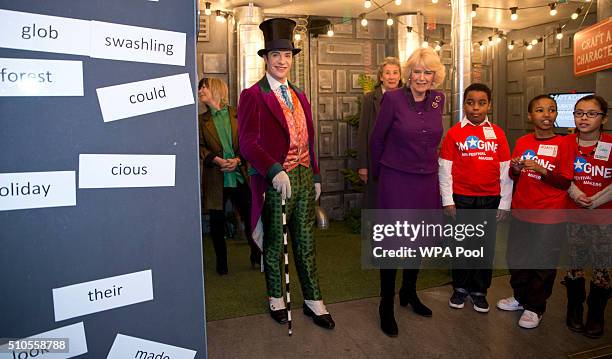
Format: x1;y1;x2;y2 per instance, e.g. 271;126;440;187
281;197;292;336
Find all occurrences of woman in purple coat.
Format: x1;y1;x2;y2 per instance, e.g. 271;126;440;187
370;47;446;336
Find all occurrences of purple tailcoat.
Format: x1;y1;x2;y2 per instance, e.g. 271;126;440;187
370;88;445;209
237;76;321;249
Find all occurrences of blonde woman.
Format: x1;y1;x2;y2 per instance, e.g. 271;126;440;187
198;77;259;275
369;48;446;336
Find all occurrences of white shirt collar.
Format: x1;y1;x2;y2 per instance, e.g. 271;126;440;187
460;115;491;128
266;73;289;92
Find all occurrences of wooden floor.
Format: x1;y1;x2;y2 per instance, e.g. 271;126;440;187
206;275;612;359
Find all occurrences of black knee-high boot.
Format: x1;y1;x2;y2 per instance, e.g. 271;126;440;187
563;276;586;332
399;269;432;317
584;283;610;338
379;269;398;336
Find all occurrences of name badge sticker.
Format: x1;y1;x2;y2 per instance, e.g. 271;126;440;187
537;144;558;157
594;141;611;161
483;126;497;140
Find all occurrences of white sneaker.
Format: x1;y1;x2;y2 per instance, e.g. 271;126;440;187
518;310;542;329
496;296;524;311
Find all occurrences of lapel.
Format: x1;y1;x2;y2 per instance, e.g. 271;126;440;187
373;87;383;116
202;109;222;150
257;76;289;136
228;106;239;150
289;81;310;119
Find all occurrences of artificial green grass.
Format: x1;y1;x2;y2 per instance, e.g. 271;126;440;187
203;221;509;322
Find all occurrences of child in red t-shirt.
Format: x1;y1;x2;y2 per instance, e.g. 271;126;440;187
562;94;611;338
496;94;574;329
439;83;512;313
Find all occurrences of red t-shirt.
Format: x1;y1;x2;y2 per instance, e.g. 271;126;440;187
565;133;612;224
511;134;574;223
440;121;511;196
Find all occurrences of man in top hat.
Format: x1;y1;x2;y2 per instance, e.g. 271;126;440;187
237;17;335;330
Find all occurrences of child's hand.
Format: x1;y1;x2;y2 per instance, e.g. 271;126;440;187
574;193;592;208
510;156;524;174
522;159;547;176
443;205;456;220
496;209;510;222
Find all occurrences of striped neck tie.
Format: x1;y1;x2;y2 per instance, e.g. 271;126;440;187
279;84;294;112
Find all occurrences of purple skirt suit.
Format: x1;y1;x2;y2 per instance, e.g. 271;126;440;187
370;87;444;210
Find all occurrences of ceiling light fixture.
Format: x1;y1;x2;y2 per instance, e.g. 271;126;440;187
471;4;478;18
204;2;211;16
549;3;557;16
510;7;518;21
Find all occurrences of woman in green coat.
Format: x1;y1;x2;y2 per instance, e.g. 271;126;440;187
198;77;259;275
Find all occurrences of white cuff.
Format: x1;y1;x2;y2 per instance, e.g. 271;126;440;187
304;299;328;315
269;297;286;310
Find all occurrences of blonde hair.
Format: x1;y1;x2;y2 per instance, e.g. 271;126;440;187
376;57;403;87
403;48;446;88
201;77;229;107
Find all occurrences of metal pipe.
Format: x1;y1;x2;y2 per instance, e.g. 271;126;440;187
396;13;424;64
233;4;265;101
451;0;472;123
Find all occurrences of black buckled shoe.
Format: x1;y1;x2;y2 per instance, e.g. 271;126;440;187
269;309;288;324
303;305;335;329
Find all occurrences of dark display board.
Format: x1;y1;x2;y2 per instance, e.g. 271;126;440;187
0;1;207;358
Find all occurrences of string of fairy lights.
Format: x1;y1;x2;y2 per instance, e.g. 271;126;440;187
201;0;595;52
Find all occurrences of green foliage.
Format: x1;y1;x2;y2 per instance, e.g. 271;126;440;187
340;96;361;128
344;207;361;234
346;149;358;158
358;73;377;93
340;168;364;192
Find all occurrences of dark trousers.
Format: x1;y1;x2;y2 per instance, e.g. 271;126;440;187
380;267;421;299
451;194;500;295
507;217;565;315
208;183;255;271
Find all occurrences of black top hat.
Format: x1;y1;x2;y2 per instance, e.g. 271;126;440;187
257;18;301;57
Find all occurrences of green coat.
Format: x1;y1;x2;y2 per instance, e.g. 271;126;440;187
198;106;249;211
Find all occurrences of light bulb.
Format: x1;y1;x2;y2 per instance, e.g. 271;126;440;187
422;41;429;48
204;2;211;16
549;3;557;16
294;33;301;41
510;7;518;21
527;44;533;50
364;0;372;8
508;41;514;50
327;29;334;37
386;17;394;26
432;0;439;3
361;18;368;27
215;10;225;22
435;43;441;51
479;42;485;50
471;4;478;18
395;0;401;5
531;38;538;46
